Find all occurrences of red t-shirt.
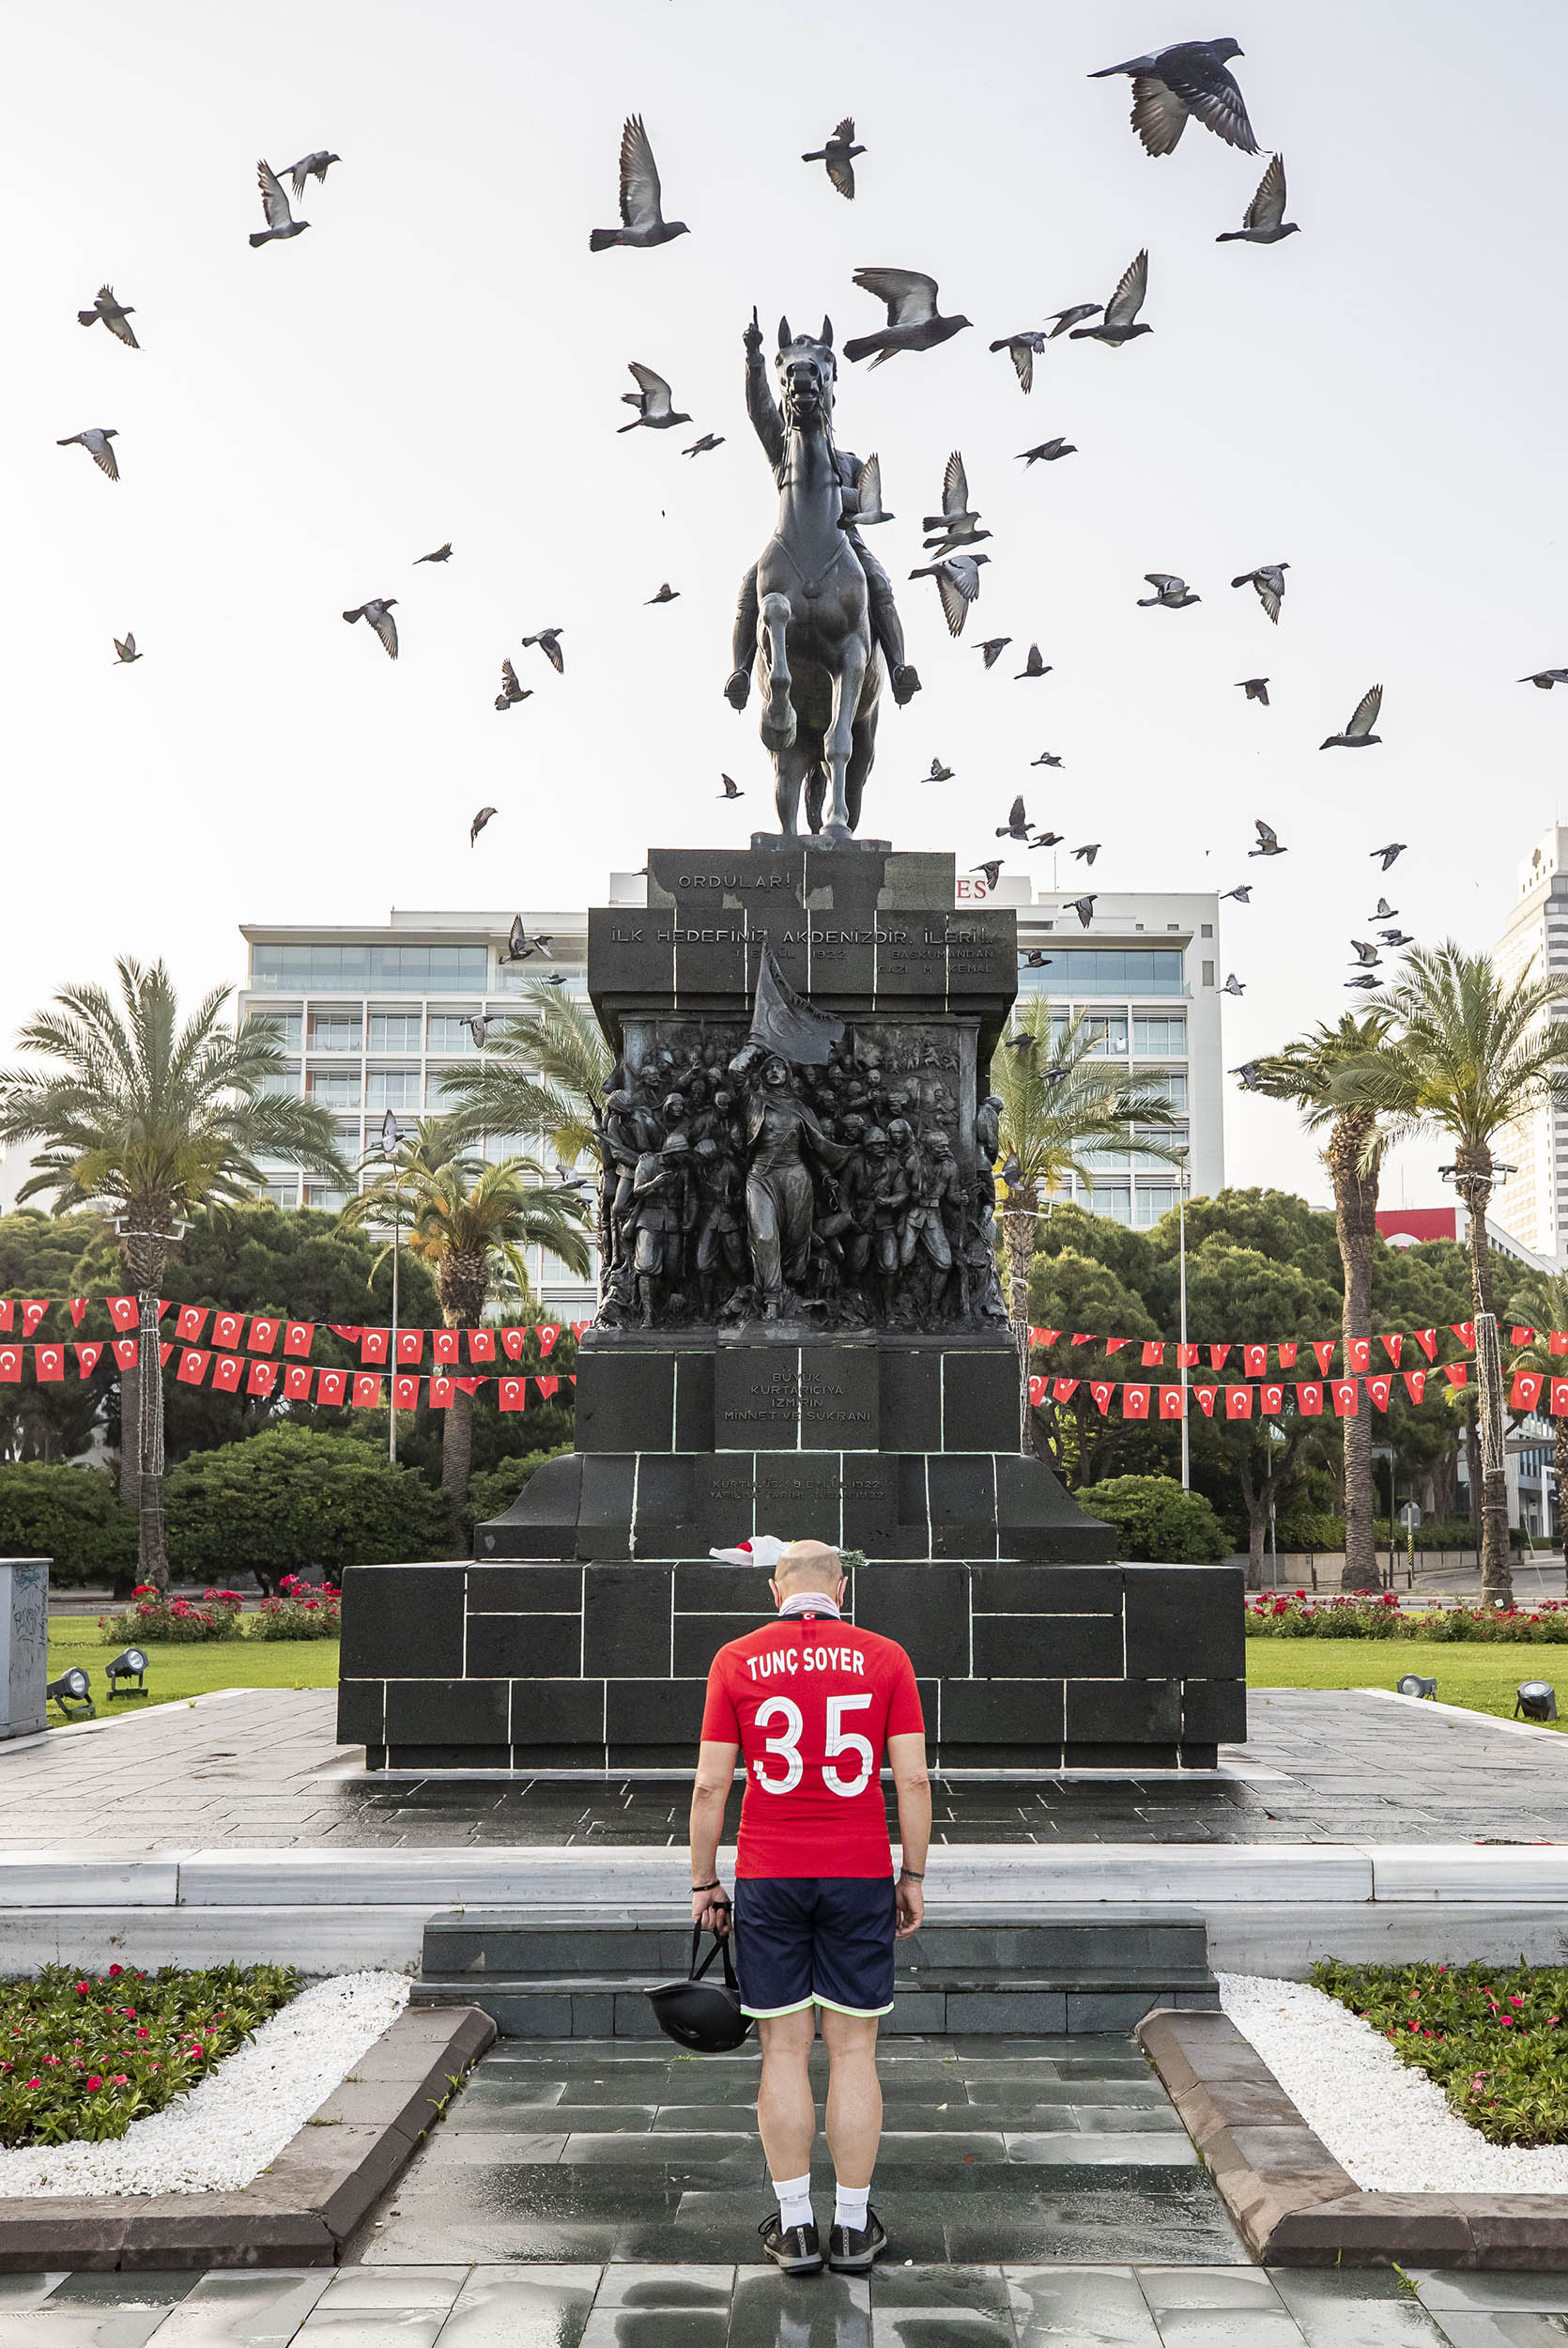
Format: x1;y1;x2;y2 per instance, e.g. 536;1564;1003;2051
700;1610;925;1879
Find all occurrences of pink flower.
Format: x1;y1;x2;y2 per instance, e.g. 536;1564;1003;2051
23;2078;39;2091
110;2075;128;2086
107;1966;122;1977
85;2075;101;2090
1500;2016;1514;2027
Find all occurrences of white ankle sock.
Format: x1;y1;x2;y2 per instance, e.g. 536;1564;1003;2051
774;2173;814;2230
835;2182;870;2232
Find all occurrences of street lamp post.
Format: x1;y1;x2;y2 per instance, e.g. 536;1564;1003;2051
1176;1150;1191;1491
378;1111;403;1467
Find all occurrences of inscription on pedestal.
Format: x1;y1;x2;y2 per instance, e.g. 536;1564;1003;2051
715;1344;880;1451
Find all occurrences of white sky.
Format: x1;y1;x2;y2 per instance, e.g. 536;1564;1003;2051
7;0;1565;1213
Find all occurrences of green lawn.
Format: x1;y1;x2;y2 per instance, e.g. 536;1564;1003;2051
45;1622;340;1724
1249;1638;1568;1730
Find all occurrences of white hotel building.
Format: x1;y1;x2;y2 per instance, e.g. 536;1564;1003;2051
1491;824;1568;1265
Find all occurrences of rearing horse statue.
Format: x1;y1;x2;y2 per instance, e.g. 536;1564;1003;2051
727;311;919;842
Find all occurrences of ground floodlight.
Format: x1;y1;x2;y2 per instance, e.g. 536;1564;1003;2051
105;1646;149;1700
1516;1681;1559;1722
1396;1674;1437;1700
46;1667;95;1721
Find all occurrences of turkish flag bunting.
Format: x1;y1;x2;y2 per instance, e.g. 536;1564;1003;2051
1311;1340;1336;1377
1366;1374;1392;1410
1089;1381;1115;1414
1032;1327;1061;1349
1193;1385;1219;1416
177;1348;209;1386
536;1324;561;1355
1451;1321;1476;1351
500;1328;528;1360
453;1375;485;1395
21;1302;49;1337
1297;1382;1324;1415
1159;1385;1186;1418
1552;1332;1568;1356
73;1342;103;1378
1444;1364;1469;1388
69;1299;87;1328
1513;1325;1538;1348
1225;1384;1253;1419
428;1376;454;1409
1513;1370;1545;1410
176;1305;208;1342
433;1329;459;1364
570;1319;593;1338
1142;1341;1165;1367
468;1329;496;1362
327;1324;362;1344
351;1372;382;1408
392;1373;420;1411
1331;1379;1359;1417
1553;1379;1568;1416
316;1368;347;1405
1346;1338;1371;1374
248;1317;280;1354
211;1312;244;1350
395;1329;423;1363
1277;1341;1299;1367
1242;1343;1268;1378
1208;1344;1231;1373
1123;1384;1149;1418
1105;1336;1129;1354
1380;1334;1403;1367
284;1365;314;1399
1053;1377;1079;1402
0;1302;11;1334
1071;1332;1098;1349
1403;1369;1427;1405
247;1359;278;1397
499;1376;528;1412
112;1336;137;1370
160;1342;174;1366
0;1348;20;1383
35;1345;64;1382
1177;1343;1200;1368
1027;1374;1047;1407
361;1329;390;1364
284;1323;314;1357
1413;1329;1437;1360
1261;1383;1284;1415
107;1297;138;1332
211;1355;243;1393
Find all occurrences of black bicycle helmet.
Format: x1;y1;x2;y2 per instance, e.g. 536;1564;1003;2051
647;1925;753;2053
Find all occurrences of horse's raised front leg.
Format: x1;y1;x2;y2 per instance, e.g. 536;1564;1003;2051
823;632;869;841
759;592;796;754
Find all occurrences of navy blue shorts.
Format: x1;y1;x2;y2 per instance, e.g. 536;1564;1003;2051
732;1877;897;2019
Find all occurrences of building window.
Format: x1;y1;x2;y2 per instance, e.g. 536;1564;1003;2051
427;1014;482;1054
366;1070;421;1110
252;944;489;992
248;1011;301;1051
368;1012;422;1053
304;1183;351;1212
1027;949;1185;995
1134;1072;1188;1110
306;1073;361;1108
1201;923;1213;938
260;1070;301;1097
1135;1186;1179;1226
1133;1017;1187;1055
1201;961;1215;987
261;1179;300;1208
308;1013;362;1053
1092;1186;1131;1225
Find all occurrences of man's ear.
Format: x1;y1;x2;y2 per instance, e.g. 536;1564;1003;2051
768;1579;782;1609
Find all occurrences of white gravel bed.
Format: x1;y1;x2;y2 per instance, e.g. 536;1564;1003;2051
1218;1971;1568;2193
0;1970;408;2200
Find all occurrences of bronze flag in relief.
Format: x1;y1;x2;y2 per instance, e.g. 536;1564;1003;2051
748;944;845;1067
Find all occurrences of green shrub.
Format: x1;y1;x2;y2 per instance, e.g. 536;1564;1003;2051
1248;1594;1568;1641
101;1586;244;1644
1313;1959;1568;2147
164;1427;453;1589
0;1464;138;1593
1076;1474;1230;1564
250;1577;343;1640
465;1445;573;1537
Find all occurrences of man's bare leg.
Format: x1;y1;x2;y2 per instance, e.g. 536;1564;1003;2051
821;2007;882;2188
757;2007;818;2180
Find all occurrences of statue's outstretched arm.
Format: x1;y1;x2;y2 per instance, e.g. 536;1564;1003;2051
744;306;785;471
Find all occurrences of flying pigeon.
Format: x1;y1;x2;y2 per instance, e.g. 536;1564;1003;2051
647;582;680;604
1047;304;1101;337
1068;251;1151;344
1349;940;1383;966
926;757;954;782
1066;895;1098;929
1231;1061;1264;1089
802;117;865;199
1031;750;1064;767
1520;670;1568;689
1218;155;1299;244
343;598;398;658
847;452;891;524
502;916;530;962
684;433;725;456
922;451;988;549
250;161;309;245
113;632;141;664
590;116;689;251
1221;972;1246;996
1026;830;1065;848
1371;841;1407;870
1016;643;1053;679
1138;573;1200;609
1322;686;1383;749
470;806;497;846
995;796;1033;842
496;657;530;710
1380;929;1415;947
718;774;744;799
970;859;1004;889
618;363;691;432
469;1015;497;1049
77;286;137;348
529;935;555;958
975;637;1012;669
1090;39;1258;158
990;330;1049;394
907;550;988;637
56;427;118;480
521;627;565;672
542;971;568;987
415;543;452;564
285;151;341;201
1003;1034;1037;1055
1018;438;1077;464
554;1166;593;1190
1248;819;1285;857
1232;563;1289;623
1345;975;1381;991
1237;677;1270;704
1021;949;1052;966
1220;885;1253;903
1072;842;1099;864
844;268;973;366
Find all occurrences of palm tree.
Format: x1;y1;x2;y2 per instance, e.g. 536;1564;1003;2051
0;959;346;1586
993;1002;1183;1329
338;1121;592;1537
437;977;610;1167
1333;942;1568;1606
1497;1269;1568;1588
1252;1013;1393;1592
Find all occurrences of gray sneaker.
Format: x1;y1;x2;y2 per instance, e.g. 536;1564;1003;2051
828;2207;888;2273
759;2211;822;2276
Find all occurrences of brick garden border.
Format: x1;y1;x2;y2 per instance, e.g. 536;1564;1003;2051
1138;2007;1568;2267
0;2000;495;2270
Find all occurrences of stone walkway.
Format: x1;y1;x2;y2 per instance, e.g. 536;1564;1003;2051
5;1687;1568;1852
